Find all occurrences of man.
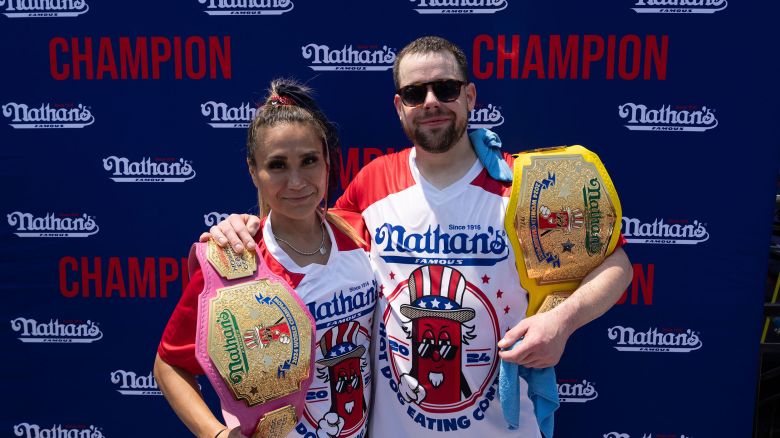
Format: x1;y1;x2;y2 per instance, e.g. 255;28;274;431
209;36;632;436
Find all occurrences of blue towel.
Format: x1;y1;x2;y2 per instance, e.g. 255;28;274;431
469;128;513;182
499;340;560;437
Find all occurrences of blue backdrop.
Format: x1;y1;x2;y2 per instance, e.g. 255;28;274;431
2;1;778;437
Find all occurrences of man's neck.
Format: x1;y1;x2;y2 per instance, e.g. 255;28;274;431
414;135;477;190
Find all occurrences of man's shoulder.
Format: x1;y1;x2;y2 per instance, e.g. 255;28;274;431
345;147;416;210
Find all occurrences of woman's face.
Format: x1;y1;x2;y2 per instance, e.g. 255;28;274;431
249;122;327;222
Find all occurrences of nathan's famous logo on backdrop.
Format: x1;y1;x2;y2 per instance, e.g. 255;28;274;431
204;212;230;227
201;101;255;128
302;43;396;71
59;256;189;299
111;369;162;395
7;212;99;238
374;223;509;266
604;433;693;438
619;103;717;132
631;0;727;14
49;36;231;80
472;34;669;81
0;0;89;18
622;217;709;245
2;102;94;129
199;0;293;15
409;0;507;14
607;326;702;353
467;103;504;129
10;317;103;343
13;424;104;438
557;379;598;403
102;156;196;183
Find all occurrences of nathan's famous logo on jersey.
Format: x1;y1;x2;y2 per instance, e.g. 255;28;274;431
375;223;508;266
0;0;89;18
608;326;702;353
7;212;99;238
2;102;94;129
204;211;230;227
377;265;501;428
409;0;507;14
604;433;693;438
619;103;717;132
102;156;196;182
10;317;103;343
622;217;709;245
301;321;371;438
111;369;162;395
307;280;377;329
468;103;504;129
631;0;726;14
302;43;396;71
201;100;256;128
557;379;598;403
13;423;104;438
198;0;293;15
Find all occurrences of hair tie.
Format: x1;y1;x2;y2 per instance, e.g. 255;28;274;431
269;95;296;106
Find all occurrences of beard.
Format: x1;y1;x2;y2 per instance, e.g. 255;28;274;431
403;107;467;154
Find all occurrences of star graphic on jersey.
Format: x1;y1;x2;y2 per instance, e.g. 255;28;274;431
496;289;504;299
503;306;510;314
389;271;396;280
429;298;441;309
379;284;385;294
443;301;454;310
562;240;575;252
481;274;490;284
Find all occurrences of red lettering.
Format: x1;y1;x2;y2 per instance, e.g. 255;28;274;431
472;34;493;80
606;35;616;80
105;257;126;298
548;35;578;80
71;37;94;80
496;35;520;79
128;257;156;298
581;35;604;80
81;256;102;298
521;35;544;79
159;257;178;298
119;37;149;80
97;37;118;80
209;36;231;79
173;36;183;80
618;35;642;80
362;148;384;164
49;37;69;80
185;36;206;80
339;148;360;190
59;256;78;298
644;35;668;80
151;36;171;80
617;263;654;305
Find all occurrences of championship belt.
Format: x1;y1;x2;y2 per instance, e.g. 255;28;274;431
193;240;316;438
504;145;622;316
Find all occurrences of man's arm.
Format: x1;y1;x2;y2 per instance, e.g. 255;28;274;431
497;247;633;368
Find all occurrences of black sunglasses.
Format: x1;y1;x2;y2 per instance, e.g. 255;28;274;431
417;339;459;361
396;79;466;107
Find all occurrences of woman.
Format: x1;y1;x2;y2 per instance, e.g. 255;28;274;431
154;79;376;438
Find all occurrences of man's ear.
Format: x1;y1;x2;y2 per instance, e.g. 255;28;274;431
465;82;476;112
394;94;404;121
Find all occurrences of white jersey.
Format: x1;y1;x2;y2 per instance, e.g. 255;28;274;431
336;148;541;437
260;214;377;438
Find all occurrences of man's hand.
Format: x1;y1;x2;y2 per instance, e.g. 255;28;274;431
497;310;571;369
199;214;261;253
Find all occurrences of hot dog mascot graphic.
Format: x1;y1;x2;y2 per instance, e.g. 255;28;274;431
315;321;368;436
398;265;477;406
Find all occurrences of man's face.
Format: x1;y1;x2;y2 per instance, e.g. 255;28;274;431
394;52;476;154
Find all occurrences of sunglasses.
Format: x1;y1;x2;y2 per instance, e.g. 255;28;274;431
396;79;466;107
417;339;459;361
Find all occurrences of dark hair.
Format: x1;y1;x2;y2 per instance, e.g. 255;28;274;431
246;79;364;246
247;78;342;210
393;36;469;89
